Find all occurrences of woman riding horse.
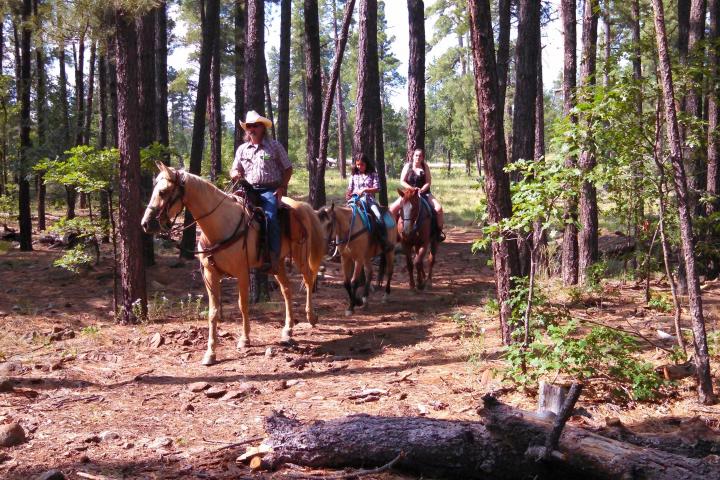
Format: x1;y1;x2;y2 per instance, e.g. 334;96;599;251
141;162;325;366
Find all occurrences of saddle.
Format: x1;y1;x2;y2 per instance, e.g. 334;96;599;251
232;180;298;266
419;194;441;240
347;194;394;251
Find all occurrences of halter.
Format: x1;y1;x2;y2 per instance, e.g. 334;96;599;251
146;169;186;230
400;191;428;239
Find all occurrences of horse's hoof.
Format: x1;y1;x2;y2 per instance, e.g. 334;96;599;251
280;337;298;347
308;312;318;327
344;309;353;317
281;328;293;343
361;297;369;309
237;337;250;350
201;352;216;366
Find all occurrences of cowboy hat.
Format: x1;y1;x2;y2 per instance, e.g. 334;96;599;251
239;110;272;130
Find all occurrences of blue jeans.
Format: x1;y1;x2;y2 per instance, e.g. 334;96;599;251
257;188;280;256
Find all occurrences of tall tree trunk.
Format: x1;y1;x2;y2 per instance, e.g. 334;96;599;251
34;0;46;231
333;0;347;179
244;0;265;112
18;0;32;251
511;0;539;165
180;0;221;259
137;8;156;266
468;0;521;345
561;0;578;285
75;29;86;146
58;38;76;219
354;0;386;203
687;0;707;214
708;0;720;215
155;0;169;147
108;42;119;148
243;0;269;302
496;0;512;118
84;41;96;146
406;0;425;154
208;24;222;181
98;52;110;242
631;0;644;258
578;0;599;285
115;7;147;324
277;0;291;151
533;21;547;268
234;0;246;151
651;0;716;405
318;0;355;203
0;20;4;196
305;0;324;208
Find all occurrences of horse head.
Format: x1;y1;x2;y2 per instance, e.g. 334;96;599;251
141;161;186;234
397;187;420;237
316;203;338;255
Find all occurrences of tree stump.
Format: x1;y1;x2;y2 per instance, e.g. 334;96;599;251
537;381;570;415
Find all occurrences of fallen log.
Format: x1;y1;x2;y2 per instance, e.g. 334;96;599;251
257;397;720;480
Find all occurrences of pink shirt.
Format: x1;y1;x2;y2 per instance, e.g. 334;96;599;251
347;172;379;199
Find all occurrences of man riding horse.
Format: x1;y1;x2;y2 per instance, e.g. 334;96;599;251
230;110;292;274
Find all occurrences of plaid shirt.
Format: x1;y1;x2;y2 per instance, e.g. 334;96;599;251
347;172;379;199
232;138;291;187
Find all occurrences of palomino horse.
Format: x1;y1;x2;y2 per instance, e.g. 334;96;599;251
141;163;325;365
317;199;396;316
396;187;438;291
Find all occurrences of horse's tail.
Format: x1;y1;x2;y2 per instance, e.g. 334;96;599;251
284;198;325;278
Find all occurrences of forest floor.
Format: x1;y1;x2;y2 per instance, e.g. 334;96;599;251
1;224;720;479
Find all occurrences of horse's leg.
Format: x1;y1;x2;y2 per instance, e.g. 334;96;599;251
202;267;222;366
274;262;295;343
342;255;356;316
426;242;437;290
404;244;416;290
415;244;428;290
236;272;251;349
301;268;318;327
361;257;373;309
382;249;395;303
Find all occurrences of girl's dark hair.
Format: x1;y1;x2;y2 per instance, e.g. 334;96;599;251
408;148;427;168
351;153;376;175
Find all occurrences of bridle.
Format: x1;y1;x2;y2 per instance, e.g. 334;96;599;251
147;169;186;231
400;190;428;239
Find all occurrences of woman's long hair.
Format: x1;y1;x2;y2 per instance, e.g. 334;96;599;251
351;153;376;175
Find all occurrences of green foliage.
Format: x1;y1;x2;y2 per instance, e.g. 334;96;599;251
53;245;94;274
450;312;486;364
80;325;100;336
0;183;18;218
648;292;673;313
36;146;118;193
708;330;720;357
505;321;664;401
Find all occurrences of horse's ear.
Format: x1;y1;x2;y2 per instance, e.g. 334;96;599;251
156;161;170;174
330;202;335;211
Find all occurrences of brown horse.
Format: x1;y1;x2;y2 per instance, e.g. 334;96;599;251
317;201;396;316
141;163;325;365
397;187;438;290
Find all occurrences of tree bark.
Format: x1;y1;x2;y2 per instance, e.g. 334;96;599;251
58;37;76;219
155;0;170;148
257;402;719;479
318;0;355;205
578;0;599;285
84;40;96;147
708;0;720;215
353;0;387;203
17;0;32;251
75;29;86;146
305;0;323;208
333;0;348;179
115;7;147;323
277;0;290;152
631;0;644;258
180;0;221;260
108;39;119;148
561;0;578;285
651;0;716;405
496;0;512;119
244;0;265;113
137;8;156;266
34;0;46;232
687;0;707;214
468;0;521;345
208;20;222;181
234;0;246;151
534;21;547;267
98;51;110;242
406;0;425;154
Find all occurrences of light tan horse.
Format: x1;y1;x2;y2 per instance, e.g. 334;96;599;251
317;201;396;316
141;163;325;365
